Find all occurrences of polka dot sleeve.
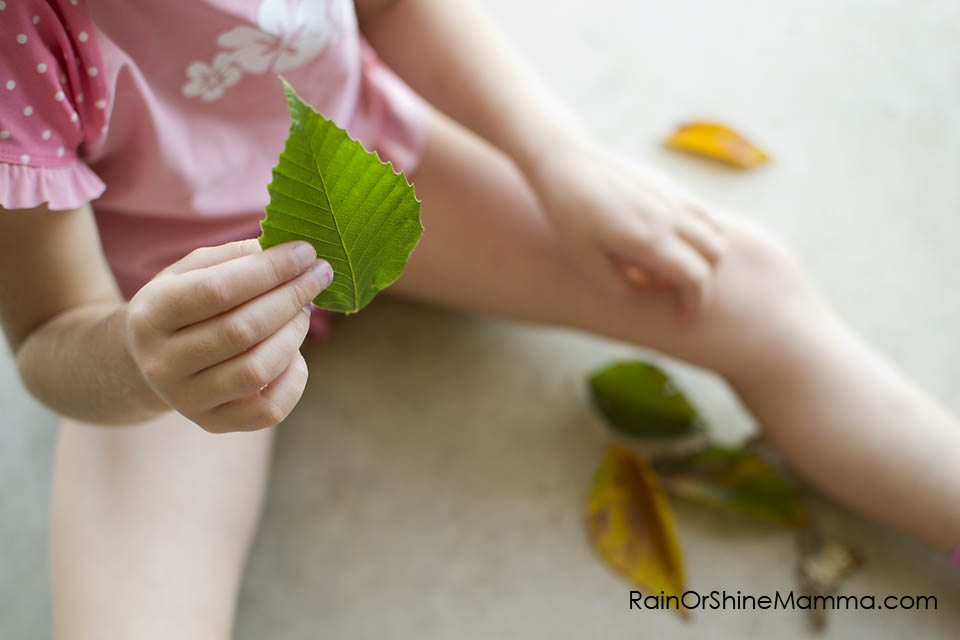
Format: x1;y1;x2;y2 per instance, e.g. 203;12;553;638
0;0;109;211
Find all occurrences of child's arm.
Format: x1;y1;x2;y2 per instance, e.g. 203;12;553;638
357;0;724;315
1;203;332;431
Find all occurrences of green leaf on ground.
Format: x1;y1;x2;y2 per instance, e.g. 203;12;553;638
259;79;423;313
654;445;810;526
589;362;705;438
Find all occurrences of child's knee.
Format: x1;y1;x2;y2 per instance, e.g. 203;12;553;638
728;220;808;299
703;220;826;375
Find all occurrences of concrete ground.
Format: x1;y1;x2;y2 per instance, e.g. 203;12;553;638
2;0;959;637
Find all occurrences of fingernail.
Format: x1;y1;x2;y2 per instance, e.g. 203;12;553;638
308;260;333;288
624;264;649;285
291;242;317;269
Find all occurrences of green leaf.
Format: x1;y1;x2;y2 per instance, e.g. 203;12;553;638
259;79;422;313
653;445;810;526
589;361;705;438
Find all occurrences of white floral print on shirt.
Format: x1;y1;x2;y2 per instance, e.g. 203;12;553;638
182;0;351;102
182;53;243;102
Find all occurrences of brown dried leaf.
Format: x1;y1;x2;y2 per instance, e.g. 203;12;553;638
796;529;864;632
586;447;688;616
665;121;770;168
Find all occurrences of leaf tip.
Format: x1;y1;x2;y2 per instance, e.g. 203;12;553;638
277;75;296;98
277;76;311;123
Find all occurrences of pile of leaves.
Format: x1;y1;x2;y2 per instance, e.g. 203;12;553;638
585;361;861;628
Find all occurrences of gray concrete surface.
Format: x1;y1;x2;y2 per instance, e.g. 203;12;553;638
3;0;959;637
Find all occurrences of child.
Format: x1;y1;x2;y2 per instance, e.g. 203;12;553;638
1;0;958;636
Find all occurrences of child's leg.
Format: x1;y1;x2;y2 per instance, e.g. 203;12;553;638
51;412;274;639
392;113;960;551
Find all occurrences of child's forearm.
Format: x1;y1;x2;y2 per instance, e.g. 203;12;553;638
357;0;590;177
17;301;169;425
1;203;169;425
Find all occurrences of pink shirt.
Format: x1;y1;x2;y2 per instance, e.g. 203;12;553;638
1;0;429;332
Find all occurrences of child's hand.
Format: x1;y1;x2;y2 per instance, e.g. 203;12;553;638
122;239;333;433
528;140;725;316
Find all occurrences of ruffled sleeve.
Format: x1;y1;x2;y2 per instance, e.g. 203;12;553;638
0;0;110;211
0;161;105;210
348;37;431;175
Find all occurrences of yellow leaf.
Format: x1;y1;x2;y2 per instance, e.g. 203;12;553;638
665;121;770;168
586;447;688;616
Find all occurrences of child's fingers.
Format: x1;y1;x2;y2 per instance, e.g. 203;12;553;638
204;353;309;433
161;239;263;276
183;307;311;410
168;264;332;373
649;238;713;313
150;242;324;331
684;199;725;233
676;216;725;266
569;244;636;298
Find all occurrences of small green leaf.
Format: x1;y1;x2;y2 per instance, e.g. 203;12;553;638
589;361;705;438
654;445;810;526
259;79;423;313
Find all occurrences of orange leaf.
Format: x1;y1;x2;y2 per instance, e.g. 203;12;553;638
665;121;770;168
586;447;688;616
